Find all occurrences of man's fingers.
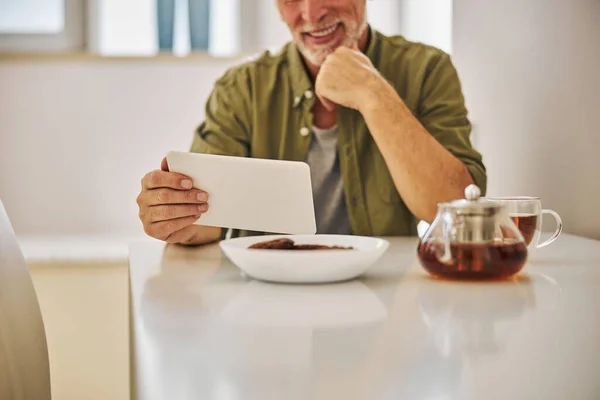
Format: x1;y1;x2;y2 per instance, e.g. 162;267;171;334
137;188;208;207
161;157;169;172
318;95;337;112
146;204;208;223
333;44;370;67
142;169;193;190
335;42;359;53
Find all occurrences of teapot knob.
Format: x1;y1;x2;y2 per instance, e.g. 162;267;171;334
465;184;481;201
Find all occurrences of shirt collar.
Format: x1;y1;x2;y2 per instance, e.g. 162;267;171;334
287;25;381;108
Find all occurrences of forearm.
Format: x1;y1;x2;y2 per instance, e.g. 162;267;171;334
179;225;222;246
362;84;474;223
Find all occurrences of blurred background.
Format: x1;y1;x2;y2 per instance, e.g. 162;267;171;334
0;0;599;243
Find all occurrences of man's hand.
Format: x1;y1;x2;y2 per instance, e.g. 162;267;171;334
137;158;211;243
315;45;390;112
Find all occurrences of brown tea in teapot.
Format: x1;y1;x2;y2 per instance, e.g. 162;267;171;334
417;240;528;280
510;214;538;246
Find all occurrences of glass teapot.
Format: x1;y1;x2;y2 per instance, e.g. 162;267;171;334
417;185;528;280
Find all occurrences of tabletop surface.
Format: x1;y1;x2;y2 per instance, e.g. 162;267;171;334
129;234;600;400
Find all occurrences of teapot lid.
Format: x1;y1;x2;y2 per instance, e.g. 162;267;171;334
443;184;502;214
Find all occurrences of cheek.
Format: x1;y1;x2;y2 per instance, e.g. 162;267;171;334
279;7;302;31
346;0;364;20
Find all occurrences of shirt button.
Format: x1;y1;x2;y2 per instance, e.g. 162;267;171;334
300;127;310;137
304;90;314;99
294;96;301;106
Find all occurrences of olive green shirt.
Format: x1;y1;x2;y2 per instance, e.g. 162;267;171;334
190;27;487;238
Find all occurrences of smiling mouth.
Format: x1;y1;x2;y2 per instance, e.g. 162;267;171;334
302;23;342;39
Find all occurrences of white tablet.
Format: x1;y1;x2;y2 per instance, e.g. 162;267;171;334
166;151;317;235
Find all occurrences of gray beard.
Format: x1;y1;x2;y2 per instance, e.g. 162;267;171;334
296;19;368;67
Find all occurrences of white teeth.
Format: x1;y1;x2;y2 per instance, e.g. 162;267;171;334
309;24;338;38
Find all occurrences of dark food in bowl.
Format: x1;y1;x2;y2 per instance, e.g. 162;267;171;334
248;238;353;250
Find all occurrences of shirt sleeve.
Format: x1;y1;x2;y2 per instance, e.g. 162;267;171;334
418;52;488;195
190;69;252;157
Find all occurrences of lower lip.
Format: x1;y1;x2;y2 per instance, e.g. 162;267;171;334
303;23;342;46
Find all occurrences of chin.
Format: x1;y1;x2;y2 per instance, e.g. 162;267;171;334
300;48;334;67
296;39;347;67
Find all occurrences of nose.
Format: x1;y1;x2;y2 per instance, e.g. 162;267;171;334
301;0;328;24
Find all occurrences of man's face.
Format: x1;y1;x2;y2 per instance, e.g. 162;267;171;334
277;0;368;66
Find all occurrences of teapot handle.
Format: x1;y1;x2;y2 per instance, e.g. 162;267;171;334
537;209;563;248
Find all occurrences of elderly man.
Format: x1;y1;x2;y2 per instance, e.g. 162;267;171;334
136;0;487;245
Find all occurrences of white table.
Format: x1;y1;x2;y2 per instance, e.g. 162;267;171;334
129;234;600;400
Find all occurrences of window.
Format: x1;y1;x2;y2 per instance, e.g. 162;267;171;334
0;0;85;53
92;0;240;56
0;0;453;56
0;0;64;33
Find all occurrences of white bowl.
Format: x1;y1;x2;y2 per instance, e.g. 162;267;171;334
219;234;389;284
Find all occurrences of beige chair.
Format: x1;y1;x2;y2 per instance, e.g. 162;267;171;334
0;200;51;400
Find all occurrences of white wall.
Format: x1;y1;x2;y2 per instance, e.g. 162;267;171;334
399;0;453;54
453;0;600;239
367;0;405;37
0;57;242;236
255;0;290;52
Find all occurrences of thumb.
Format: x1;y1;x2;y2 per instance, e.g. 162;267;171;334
160;157;169;172
317;93;337;112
